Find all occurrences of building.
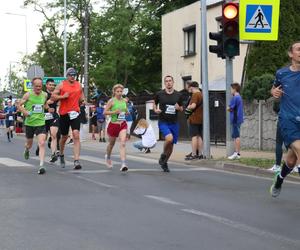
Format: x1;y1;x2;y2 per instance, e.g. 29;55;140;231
161;0;248;91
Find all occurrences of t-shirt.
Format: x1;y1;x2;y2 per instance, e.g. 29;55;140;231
154;90;183;123
188;91;203;125
229;94;244;125
45;91;59;120
96;107;105;122
4;106;16;121
134;124;157;148
273;66;300;122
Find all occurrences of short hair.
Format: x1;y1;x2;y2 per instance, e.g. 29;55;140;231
187;81;199;88
136;118;149;129
288;41;300;53
46;78;54;84
231;82;241;93
32;77;43;84
164;75;174;82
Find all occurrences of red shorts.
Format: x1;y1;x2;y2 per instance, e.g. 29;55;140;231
107;121;127;137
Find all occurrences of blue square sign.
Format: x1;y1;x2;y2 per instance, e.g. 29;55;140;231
245;5;273;33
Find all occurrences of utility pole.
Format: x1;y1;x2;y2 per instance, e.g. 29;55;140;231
226;58;234;156
63;0;67;77
201;0;211;158
83;3;90;101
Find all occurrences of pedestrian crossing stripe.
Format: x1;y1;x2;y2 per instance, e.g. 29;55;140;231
0;158;34;167
245;5;272;33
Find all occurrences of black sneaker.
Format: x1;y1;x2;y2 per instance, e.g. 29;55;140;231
185;154;198;161
144;148;151;154
74;160;82;170
60;155;65;168
99;138;103;142
161;163;170;172
185;152;192;158
198;154;204;159
50;153;58;163
67;139;73;144
38;167;46;175
35;146;40;156
103;138;106;143
159;153;167;166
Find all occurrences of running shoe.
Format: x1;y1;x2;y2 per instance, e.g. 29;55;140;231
120;164;128;172
74;160;82;170
24;148;30;160
105;154;113;168
38;167;46;175
161;163;170;172
67;139;73;144
144;148;151;154
50;153;58;163
99;138;103;142
159;153;167;166
270;172;283;198
228;152;240;160
103;138;106;143
268;164;281;172
185;154;198;161
60;155;66;168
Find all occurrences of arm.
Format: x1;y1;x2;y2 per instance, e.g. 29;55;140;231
271;86;283;99
227;96;236;112
80;85;86;104
175;93;184;112
153;94;161;114
51;83;69;101
103;99;119;116
17;92;30;117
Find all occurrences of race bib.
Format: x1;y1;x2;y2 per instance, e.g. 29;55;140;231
68;111;79;120
165;105;176;115
8;115;14;121
45;112;53;120
32;104;43;113
117;112;126;121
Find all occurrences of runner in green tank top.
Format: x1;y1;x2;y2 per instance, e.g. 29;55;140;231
104;84;129;172
18;77;48;175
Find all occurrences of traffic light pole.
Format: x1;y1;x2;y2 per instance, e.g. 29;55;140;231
226;57;234;156
201;0;211;159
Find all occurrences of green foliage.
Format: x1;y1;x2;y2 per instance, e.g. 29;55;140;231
246;0;300;78
241;73;274;101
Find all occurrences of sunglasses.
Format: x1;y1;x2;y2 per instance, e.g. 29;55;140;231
68;74;76;77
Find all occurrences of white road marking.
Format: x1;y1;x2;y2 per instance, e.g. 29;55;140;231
76;155;119;166
145;195;184;206
75;175;118;188
182;208;300;247
32;156;73;166
68;170;111;174
0;158;34;167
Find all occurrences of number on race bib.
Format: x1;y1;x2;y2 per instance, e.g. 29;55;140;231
165;105;176;115
8;116;14;121
32;104;43;113
68;111;79;120
117;112;126;121
45;112;54;120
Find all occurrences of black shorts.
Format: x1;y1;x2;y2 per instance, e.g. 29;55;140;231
91;117;97;126
45;117;60;133
189;123;203;137
5;120;14;128
59;114;81;136
25;125;46;139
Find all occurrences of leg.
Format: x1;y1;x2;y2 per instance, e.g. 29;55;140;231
25;138;34;150
235;137;241;153
72;129;80;161
164;134;174;161
133;141;145;151
119;129;127;162
275;123;283;166
50;126;58;154
106;136;116;157
92;124;96;139
197;136;203;155
37;133;46;166
191;136;199;156
60;135;68;155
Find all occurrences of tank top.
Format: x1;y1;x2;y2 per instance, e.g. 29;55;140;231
111;97;127;122
59;80;82;115
25;91;47;127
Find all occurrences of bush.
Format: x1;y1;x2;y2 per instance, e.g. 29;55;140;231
242;73;274;101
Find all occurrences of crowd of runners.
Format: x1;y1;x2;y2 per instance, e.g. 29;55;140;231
1;42;300;199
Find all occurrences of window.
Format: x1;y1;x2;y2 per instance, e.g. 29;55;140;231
183;25;196;57
182;75;192;89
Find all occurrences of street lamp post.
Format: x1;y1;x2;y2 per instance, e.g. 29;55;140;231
5;12;28;55
64;0;67;77
9;61;19;95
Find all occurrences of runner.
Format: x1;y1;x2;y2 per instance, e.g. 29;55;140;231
44;78;60;163
153;75;183;172
4;99;17;142
51;67;85;170
104;84;129;171
270;41;300;197
17;77;48;174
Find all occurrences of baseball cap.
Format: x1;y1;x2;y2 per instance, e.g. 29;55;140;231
66;67;77;76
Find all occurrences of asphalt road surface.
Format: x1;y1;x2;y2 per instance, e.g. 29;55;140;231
0;132;300;250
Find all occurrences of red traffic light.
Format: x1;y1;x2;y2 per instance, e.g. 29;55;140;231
223;3;238;20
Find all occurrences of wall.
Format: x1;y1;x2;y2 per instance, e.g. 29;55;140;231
241;99;277;150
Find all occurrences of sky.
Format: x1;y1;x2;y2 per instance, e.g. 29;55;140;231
0;0;46;90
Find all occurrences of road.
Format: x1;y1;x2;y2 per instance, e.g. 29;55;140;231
0;132;300;250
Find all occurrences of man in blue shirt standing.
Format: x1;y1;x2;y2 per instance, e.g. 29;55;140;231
270;41;300;197
227;83;244;160
4;100;17;142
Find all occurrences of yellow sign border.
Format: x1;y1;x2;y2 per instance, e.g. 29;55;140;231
239;0;280;41
23;79;32;92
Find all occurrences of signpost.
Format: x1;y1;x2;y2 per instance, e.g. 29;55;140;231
23;79;32;92
239;0;280;41
43;77;66;85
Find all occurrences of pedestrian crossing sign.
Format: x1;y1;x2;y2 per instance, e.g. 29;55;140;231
239;0;280;41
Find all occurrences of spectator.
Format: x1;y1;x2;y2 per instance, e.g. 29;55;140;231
90;106;97;140
96;100;106;142
133;119;157;153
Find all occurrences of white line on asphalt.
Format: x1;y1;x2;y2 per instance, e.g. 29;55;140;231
0;158;34;167
75;175;118;188
31;156;74;166
76;155;119;166
182;208;300;247
68;170;111;174
145;195;184;206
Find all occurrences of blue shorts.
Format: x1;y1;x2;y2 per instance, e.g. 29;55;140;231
5;120;14;128
279;118;300;148
158;122;179;144
231;123;241;139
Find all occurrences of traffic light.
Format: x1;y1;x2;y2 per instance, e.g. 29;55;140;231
222;2;240;58
209;30;224;58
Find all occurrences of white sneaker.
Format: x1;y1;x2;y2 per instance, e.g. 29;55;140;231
228;152;240;160
105;154;113;169
120;164;128;172
268;164;281;172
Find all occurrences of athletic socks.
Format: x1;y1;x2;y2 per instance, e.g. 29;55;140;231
7;132;10;140
275;162;293;189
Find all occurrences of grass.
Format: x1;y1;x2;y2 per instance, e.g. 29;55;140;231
222;157;275;169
